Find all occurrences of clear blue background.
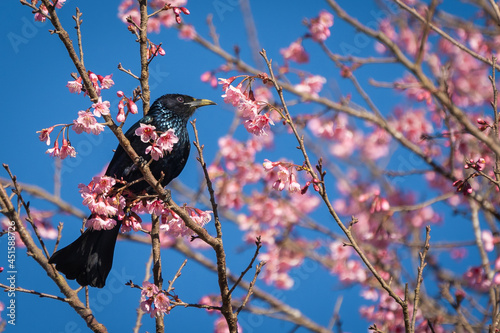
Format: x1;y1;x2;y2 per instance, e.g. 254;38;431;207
0;0;482;332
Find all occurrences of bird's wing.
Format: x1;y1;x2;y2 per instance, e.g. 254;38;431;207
105;115;154;180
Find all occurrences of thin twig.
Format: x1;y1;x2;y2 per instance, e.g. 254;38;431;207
118;63;140;80
229;236;262;296
411;226;431;331
236;261;266;315
133;252;154;333
189;119;237;331
0;283;67;302
73;8;84;66
166;259;188;293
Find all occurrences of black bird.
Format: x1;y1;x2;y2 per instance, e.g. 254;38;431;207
49;94;215;288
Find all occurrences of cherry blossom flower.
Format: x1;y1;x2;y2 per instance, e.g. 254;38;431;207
34;4;48;22
294;75;326;98
156;129;179;153
59;139;76;159
72;111;105;135
92;97;111;117
66;77;83;94
463;266;491;292
201;71;218;88
140;281;171;317
98;74;114;89
160;207;212;237
482;230;495;252
360;128;391;160
117;102;126;123
146;199;166;216
121;213;142;232
154;292;171;316
55;0;66;9
308;10;334;42
220;79;274;136
37;126;54;145
145;142;163;161
259;244;305;289
142;281;159;298
263;160;303;193
390;107;433;144
135;123;158;143
46;141;60;158
453;179;473;195
128;100;139;114
214;315;243;333
92;176;116;195
86;215;117;230
179;24;196;40
465;157;486;171
280;40;309;63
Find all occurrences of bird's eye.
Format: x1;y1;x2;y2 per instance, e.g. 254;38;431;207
176;96;184;103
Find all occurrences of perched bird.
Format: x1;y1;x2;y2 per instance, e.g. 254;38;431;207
49;94;215;288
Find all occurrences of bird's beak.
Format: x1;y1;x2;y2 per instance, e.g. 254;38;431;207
187;98;217;109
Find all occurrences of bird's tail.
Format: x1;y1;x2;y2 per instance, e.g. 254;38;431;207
49;220;121;288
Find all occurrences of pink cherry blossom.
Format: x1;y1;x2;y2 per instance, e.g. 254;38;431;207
222;83;246;106
156;129;179;153
86;215;117;230
482;230;495;252
294;75;326;98
154;292;170;316
121;214;142;232
128;100;139;114
92;98;111;117
146;199;166;216
135;123;158;143
92;176;116;195
145;142;163;161
59;139;76;159
34;5;48;22
160;207;212;237
463;266;491;292
214;315;243;333
179;24;196;40
142;281;159;298
98;74;114;89
263;160;303;193
66;77;83;94
46;141;60;158
308;10;334;42
37;126;54;146
117;102;126;123
72;111;104;135
280;40;309;63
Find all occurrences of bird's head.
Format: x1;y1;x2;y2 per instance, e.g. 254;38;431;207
154;94;216;120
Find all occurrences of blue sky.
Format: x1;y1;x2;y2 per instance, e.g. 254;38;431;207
0;0;485;332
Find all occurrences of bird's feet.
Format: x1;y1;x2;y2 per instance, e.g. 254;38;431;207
134;156;147;167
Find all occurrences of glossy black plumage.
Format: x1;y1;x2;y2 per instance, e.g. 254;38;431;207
49;94;215;288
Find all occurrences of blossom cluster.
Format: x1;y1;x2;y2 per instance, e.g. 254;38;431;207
79;176;122;230
308;10;334;42
37;80;113;159
32;0;66;22
130;198;212;238
66;72;114;97
135;124;179;161
140;281;171;318
118;0;189;34
220;77;275;136
116;90;139;123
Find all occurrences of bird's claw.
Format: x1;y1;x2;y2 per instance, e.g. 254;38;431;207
134;156;147;167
